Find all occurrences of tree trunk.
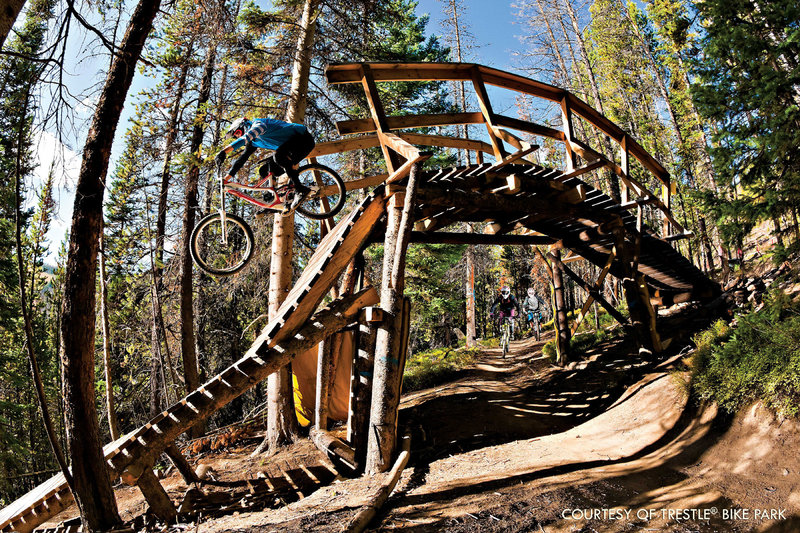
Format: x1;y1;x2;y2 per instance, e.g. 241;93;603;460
465;243;476;347
179;43;216;439
59;0;161;529
0;0;26;50
262;0;319;452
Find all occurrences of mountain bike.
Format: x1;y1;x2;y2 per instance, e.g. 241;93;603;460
498;314;514;358
190;162;346;276
526;310;541;341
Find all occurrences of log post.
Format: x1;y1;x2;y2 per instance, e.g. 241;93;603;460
164;444;199;485
548;248;571;365
614;230;662;353
365;164;419;474
136;468;177;523
314;337;335;430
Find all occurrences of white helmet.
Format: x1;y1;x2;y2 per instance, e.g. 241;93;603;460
527;288;536;297
501;286;511;298
226;117;251;138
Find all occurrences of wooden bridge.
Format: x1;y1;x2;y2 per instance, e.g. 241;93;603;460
0;62;717;532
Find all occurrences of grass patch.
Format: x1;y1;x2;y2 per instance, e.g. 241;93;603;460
402;345;481;393
542;327;614;364
690;290;800;417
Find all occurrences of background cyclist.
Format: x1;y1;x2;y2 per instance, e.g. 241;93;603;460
490;286;520;339
522;287;543;340
215;117;315;212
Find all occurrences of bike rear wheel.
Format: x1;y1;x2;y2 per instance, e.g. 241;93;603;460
190;212;254;276
294;163;346;220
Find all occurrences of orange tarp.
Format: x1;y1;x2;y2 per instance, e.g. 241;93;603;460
292;331;356;425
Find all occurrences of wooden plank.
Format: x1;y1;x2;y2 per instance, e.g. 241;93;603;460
248;193;386;354
395;132;493;155
408;231;554;245
336;112;485;136
493;114;566;141
308;135;381;158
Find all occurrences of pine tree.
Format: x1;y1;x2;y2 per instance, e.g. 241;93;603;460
692;0;800;249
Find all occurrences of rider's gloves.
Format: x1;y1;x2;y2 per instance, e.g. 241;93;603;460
214;150;227;166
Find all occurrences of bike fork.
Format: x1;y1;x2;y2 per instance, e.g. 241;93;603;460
219;173;228;244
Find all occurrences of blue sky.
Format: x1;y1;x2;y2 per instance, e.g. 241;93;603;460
416;0;522;72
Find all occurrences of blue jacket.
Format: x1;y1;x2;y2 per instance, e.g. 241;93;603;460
226;118;307;152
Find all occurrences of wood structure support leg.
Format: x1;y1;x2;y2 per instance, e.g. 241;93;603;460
365;165;419;474
136;468;177;523
164;444;199;485
614;230;662;353
548;248;571;365
314;336;335;430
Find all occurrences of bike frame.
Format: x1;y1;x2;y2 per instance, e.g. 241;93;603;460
216;166;290;244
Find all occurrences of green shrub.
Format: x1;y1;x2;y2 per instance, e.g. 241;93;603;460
402;345;480;392
690;291;800;417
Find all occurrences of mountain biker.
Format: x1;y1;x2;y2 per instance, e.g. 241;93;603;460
215;117;315;212
522;288;543;340
490;286;520;338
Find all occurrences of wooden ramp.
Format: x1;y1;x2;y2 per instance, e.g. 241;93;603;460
0;189;386;533
413;163;717;297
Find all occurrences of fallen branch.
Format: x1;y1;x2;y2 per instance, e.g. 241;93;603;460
343;434;412;533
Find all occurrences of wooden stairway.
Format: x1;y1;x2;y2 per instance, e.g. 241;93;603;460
0;189;386;533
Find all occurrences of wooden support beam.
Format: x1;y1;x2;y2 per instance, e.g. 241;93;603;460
408;231;554;246
560;96;578;171
561;262;627;330
534;247;569;364
164;444;199;485
569;251;615;335
613;230;662;353
310;428;357;474
549;248;571;364
360;64;400;172
385;151;432;184
136;468;177;523
470;66;506;161
557;159;607;182
314;336;335;431
366;165;420;474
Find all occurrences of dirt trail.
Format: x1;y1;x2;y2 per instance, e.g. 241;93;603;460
200;327;800;533
41;318;800;532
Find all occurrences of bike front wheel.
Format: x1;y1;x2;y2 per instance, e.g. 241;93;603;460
190;212;255;276
295;163;346;220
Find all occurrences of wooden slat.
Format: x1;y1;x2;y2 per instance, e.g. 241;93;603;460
336;112;485;135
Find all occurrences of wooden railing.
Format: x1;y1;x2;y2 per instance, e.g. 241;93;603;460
317;62;690;240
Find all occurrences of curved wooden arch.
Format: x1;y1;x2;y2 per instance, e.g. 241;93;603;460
311;62;684;238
